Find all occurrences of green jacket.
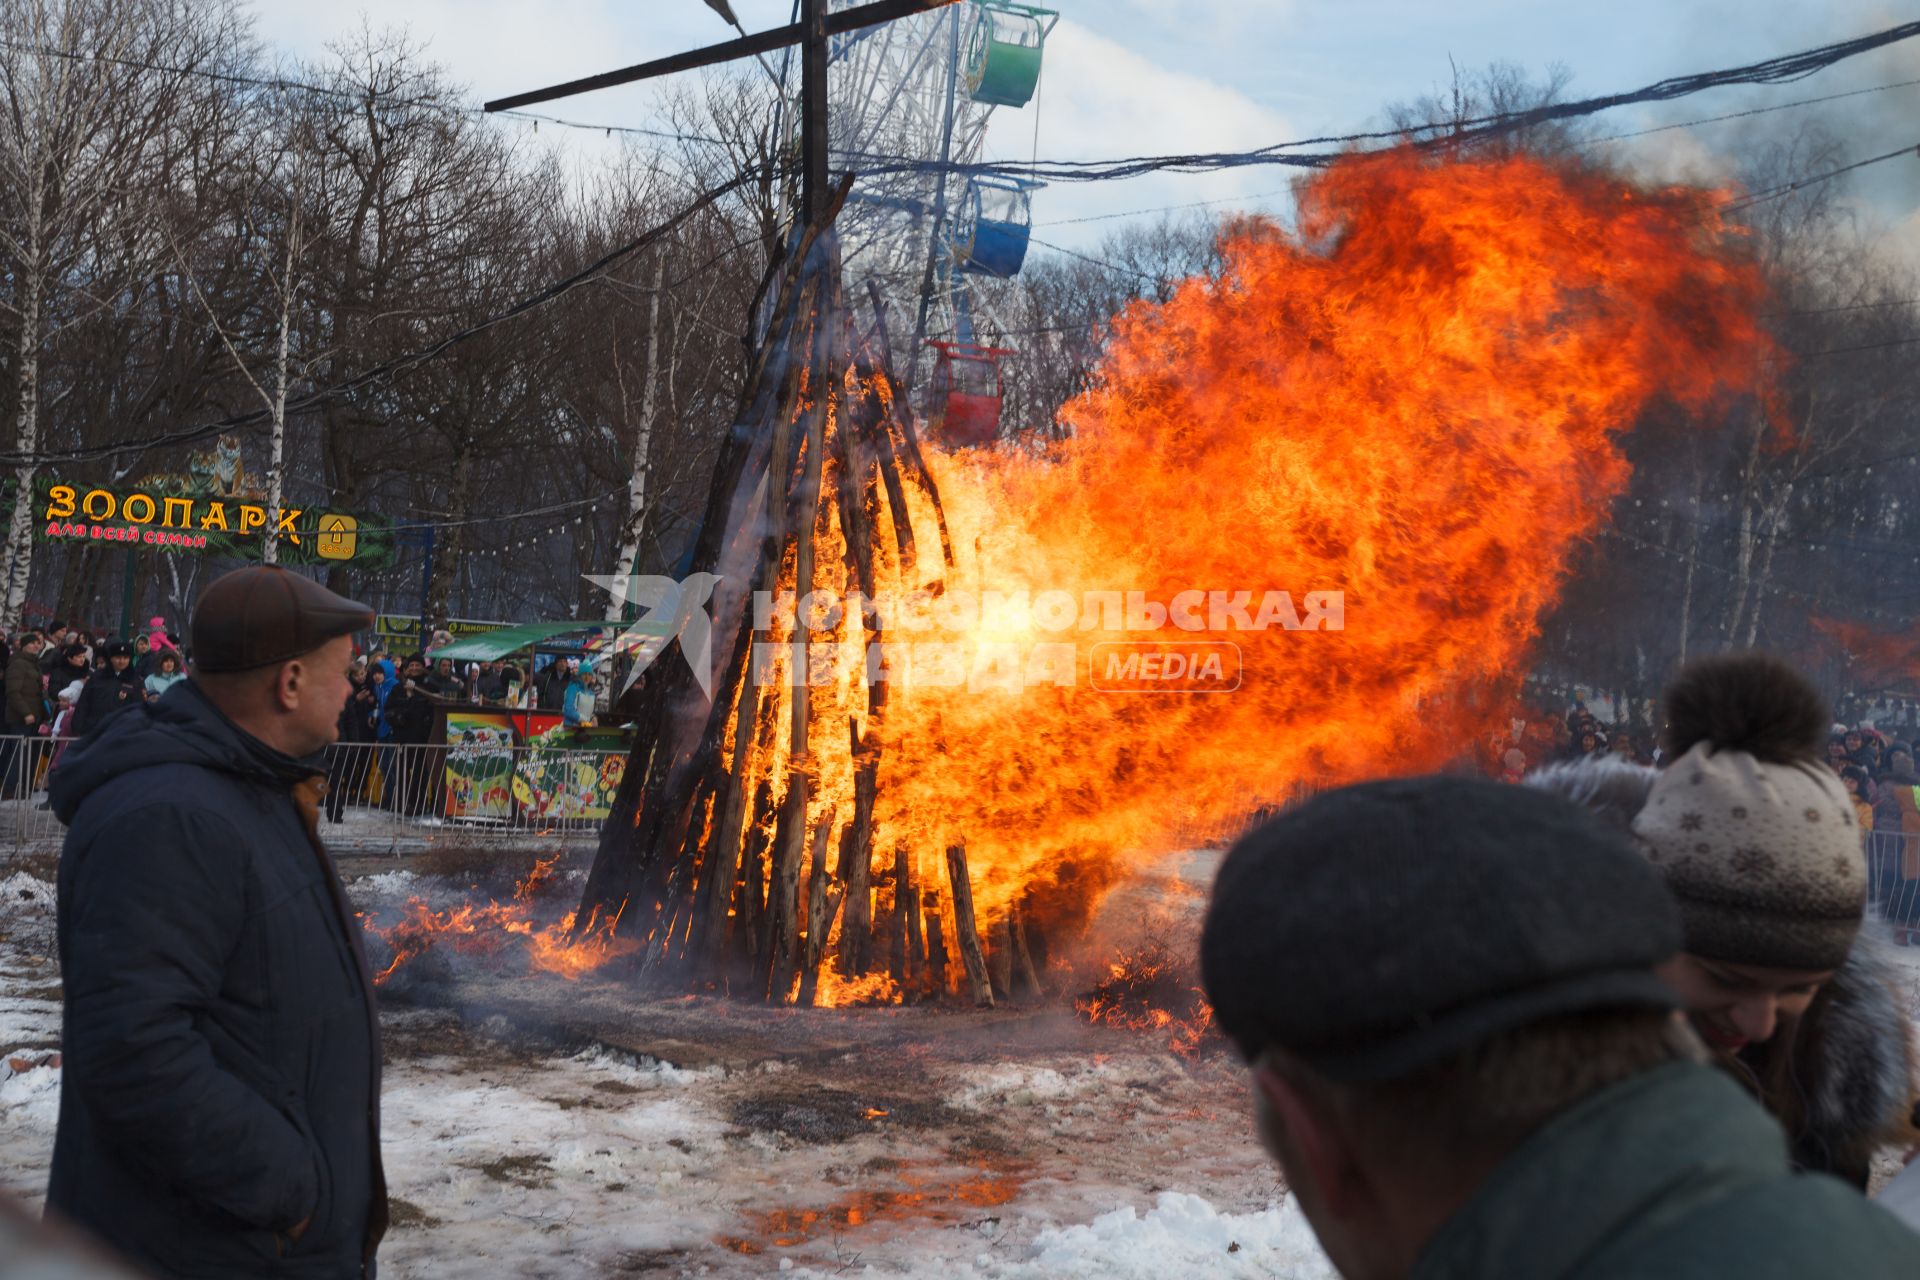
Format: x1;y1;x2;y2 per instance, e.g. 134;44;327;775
1413;1062;1920;1279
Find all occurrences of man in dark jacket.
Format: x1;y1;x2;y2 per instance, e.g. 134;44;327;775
68;640;143;739
472;660;506;704
37;620;69;679
326;664;377;824
379;657;435;816
1201;776;1920;1279
52;642;90;695
535;656;573;711
47;565;387;1278
420;656;462;700
3;631;45;797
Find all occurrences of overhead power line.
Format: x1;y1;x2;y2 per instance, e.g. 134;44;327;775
848;18;1920;183
1589;75;1920;143
3;20;1917;473
1721;140;1920;211
11;19;1920;183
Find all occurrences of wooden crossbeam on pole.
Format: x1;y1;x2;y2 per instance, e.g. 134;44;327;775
482;0;962;113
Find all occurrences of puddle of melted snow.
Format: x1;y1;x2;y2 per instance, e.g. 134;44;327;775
718;1163;1025;1255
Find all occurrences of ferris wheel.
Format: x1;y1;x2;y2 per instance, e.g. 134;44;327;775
822;0;1058;444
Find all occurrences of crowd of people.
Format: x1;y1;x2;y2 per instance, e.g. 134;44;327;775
0;612;616;824
320;650;609;823
0;617;187;797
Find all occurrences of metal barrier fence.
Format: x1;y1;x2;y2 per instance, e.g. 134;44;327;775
0;736;627;856
6;728;1920;936
1866;833;1920;943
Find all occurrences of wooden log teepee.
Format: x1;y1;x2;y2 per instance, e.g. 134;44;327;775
574;189;998;1005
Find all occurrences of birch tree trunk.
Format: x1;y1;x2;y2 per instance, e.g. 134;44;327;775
1676;481;1700;668
605;253;667;619
1;203;46;628
263;207;300;564
1741;481;1794;649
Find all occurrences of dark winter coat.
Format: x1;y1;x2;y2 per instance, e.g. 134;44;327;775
5;648;44;725
46;680;387;1277
380;682;434;745
68;666;143;738
338;678;376;744
1736;940;1920;1188
1410;1063;1920;1279
535;662;571;711
420;669;462;700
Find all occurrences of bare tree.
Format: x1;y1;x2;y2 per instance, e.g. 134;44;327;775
0;0;248;625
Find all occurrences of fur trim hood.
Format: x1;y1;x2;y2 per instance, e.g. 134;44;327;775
1786;938;1920;1185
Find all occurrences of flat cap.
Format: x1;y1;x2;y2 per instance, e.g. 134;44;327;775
1200;775;1683;1082
190;565;373;673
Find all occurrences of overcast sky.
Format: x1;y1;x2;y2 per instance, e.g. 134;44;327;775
242;1;1920;258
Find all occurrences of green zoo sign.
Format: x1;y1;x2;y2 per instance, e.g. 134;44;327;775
35;481;395;569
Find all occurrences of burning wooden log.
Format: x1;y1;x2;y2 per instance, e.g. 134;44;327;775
797;808;841;1006
887;845;908;985
839;718;876;978
924;890;948;996
899;846;924;989
1008;899;1043;998
945;843;994;1008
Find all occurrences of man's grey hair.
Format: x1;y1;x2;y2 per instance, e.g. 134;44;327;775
1523;756;1658;833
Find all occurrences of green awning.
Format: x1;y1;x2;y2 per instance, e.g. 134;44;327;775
427;618;673;661
429;621;603;661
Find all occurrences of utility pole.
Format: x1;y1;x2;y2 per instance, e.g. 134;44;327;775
802;0;830;227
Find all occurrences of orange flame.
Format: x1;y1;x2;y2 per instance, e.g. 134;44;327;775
366;858;635;985
1075;943;1217;1057
812;967;900;1008
388;151;1783;1003
845;148;1778;930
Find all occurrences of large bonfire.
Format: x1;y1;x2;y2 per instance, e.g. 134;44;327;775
375;147;1782;1005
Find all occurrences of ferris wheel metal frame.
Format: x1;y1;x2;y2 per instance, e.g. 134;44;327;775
771;0;1054;403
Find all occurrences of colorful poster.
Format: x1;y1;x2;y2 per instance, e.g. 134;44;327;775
443;712;516;821
507;710;563;742
512;726;628;822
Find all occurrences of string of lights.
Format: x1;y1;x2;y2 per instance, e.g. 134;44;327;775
386;487;626;533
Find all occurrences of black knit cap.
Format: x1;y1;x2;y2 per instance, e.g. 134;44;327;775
1200;775;1683;1082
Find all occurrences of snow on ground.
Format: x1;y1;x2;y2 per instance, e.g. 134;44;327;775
982;1193;1330;1280
0;864;1327;1278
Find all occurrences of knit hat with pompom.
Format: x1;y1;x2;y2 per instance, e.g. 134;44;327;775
1632;653;1865;972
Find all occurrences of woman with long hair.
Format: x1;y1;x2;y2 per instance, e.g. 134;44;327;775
1529;653;1919;1188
